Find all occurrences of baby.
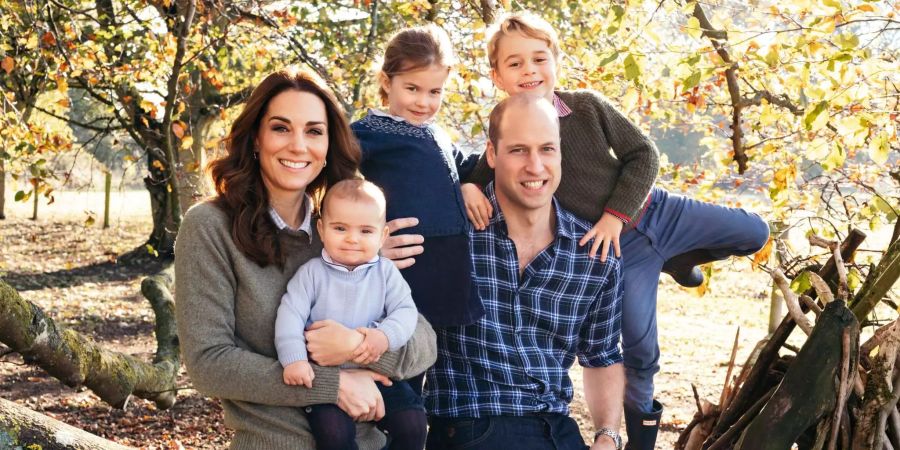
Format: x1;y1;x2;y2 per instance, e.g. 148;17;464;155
275;179;425;450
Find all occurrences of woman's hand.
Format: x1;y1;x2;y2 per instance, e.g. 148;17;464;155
461;183;492;230
337;369;393;422
579;212;624;262
305;320;364;366
382;217;424;269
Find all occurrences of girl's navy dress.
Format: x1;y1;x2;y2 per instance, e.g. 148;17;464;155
352;111;483;327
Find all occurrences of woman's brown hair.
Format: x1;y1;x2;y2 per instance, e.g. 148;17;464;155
209;67;360;267
378;24;456;103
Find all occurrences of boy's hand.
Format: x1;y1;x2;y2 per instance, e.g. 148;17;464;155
352;328;390;365
580;212;624;262
283;360;315;388
462;183;492;230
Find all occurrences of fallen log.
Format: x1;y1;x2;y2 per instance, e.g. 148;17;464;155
0;397;133;449
733;300;859;449
0;265;178;409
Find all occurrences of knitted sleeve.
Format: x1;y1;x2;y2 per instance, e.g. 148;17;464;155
374;260;419;351
274;261;316;366
584;91;658;222
175;203;339;407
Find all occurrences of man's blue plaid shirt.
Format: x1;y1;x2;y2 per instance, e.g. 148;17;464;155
425;182;624;417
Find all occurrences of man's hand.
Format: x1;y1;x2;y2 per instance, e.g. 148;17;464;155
352;328;390;365
337;369;393;422
305;320;365;366
282;360;315;388
461;183;492;230
382;217;424;269
579;212;624;262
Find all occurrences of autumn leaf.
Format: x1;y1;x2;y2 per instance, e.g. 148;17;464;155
180;136;193;150
171;121;186;139
41;31;57;47
751;236;773;270
1;56;14;74
152;160;166;170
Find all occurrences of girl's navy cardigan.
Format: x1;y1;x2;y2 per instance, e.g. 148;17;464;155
352;112;478;237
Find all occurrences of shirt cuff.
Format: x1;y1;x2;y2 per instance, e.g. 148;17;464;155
603;207;631;224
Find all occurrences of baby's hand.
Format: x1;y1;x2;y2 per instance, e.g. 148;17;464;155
461;183;492;231
283;360;315;388
352;328;389;365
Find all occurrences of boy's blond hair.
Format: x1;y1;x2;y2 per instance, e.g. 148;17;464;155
486;12;561;69
321;179;387;223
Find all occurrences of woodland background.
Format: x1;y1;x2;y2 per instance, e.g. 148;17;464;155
0;0;898;448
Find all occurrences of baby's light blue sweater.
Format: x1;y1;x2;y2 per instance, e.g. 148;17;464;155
275;256;418;366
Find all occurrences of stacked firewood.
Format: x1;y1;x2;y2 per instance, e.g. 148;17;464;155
677;229;900;450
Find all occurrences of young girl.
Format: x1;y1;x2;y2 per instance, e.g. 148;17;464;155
352;24;483;403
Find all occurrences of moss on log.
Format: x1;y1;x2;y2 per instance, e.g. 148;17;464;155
0;268;179;410
0;397;133;449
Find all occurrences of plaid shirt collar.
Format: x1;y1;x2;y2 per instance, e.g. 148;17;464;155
484;182;577;241
552;92;572;117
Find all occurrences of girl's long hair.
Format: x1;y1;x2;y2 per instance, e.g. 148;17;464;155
209;68;360;267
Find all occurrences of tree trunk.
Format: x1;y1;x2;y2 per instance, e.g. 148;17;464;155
145;146;178;256
0;271;179;410
734;300;859;449
176;114;214;212
103;170;111;228
0;398;133;449
0;159;6;220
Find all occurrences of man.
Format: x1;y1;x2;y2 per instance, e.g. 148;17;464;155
422;94;625;450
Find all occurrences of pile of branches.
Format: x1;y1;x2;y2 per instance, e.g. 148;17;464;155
677;229;900;449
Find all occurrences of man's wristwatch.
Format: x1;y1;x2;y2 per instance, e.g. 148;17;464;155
593;428;623;450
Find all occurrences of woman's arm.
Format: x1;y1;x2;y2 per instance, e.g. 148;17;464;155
175;204;339;407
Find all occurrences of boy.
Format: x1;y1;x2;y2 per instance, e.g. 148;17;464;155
276;179;426;450
463;12;769;449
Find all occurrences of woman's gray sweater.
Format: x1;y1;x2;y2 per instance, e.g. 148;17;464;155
175;201;437;450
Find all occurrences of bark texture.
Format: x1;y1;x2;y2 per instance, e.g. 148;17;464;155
0;398;133;449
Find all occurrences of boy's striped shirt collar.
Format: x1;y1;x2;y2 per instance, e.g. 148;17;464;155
553;92;572;117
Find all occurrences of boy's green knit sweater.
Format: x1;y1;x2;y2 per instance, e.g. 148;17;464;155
175;201;437;450
470;90;659;223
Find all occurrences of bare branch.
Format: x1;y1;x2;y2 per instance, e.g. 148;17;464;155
772;269;813;335
808;272;835;304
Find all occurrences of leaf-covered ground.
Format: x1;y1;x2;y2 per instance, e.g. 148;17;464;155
0;192;786;448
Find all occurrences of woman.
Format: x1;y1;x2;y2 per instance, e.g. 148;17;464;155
174;67;436;450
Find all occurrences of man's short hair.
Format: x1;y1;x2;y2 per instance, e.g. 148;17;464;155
321;179;387;223
488;94;560;148
486;12;562;69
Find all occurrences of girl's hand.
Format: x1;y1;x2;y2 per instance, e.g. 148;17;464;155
305;320;364;366
352;328;390;365
337;369;393;422
383;217;424;269
461;183;492;230
579;212;624;262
